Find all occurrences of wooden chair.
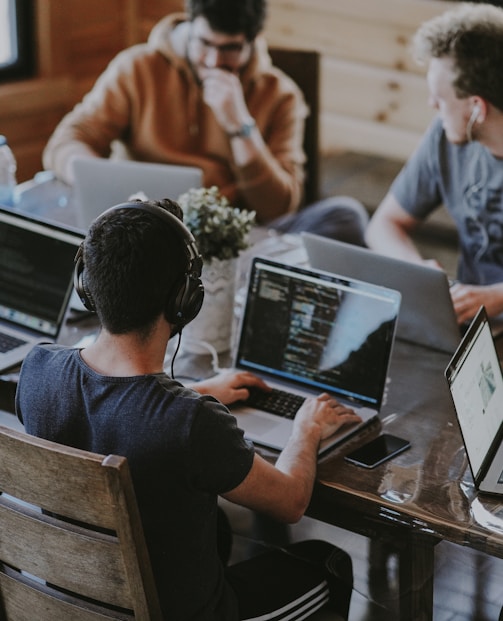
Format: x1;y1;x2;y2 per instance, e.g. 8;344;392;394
269;47;321;207
0;424;163;620
0;422;351;620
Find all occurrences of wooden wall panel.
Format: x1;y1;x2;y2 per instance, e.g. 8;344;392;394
319;56;437;159
0;0;139;181
321;57;434;132
266;5;423;74
141;1;183;22
64;0;139;98
35;1;67;78
321;114;423;161
139;0;183;38
265;0;453;158
0;77;72;180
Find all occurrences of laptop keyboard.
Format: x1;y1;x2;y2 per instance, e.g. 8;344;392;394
0;331;26;354
246;387;305;419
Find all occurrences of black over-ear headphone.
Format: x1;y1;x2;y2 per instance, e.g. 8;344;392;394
73;200;205;330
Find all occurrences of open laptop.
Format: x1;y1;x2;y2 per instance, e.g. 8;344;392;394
231;257;401;454
72;158;203;230
0;207;83;373
445;306;503;495
302;232;460;354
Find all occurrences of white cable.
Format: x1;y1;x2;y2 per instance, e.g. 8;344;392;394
180;337;229;374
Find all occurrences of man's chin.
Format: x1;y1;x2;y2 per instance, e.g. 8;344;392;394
444;129;468;145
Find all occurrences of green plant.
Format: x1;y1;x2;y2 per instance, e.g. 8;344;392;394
177;186;256;261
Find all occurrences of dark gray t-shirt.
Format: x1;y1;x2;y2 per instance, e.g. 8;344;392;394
16;344;255;621
391;116;503;285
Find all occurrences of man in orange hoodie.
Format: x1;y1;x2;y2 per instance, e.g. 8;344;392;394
43;0;367;242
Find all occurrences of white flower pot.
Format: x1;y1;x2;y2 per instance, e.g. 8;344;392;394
181;257;238;354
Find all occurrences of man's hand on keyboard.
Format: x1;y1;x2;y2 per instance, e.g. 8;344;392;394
191;370;271;406
295;393;362;441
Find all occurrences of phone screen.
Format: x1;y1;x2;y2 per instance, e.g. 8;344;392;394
344;433;410;469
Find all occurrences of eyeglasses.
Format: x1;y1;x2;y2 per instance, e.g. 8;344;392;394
191;35;250;61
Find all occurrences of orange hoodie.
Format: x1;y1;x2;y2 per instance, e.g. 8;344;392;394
42;14;308;223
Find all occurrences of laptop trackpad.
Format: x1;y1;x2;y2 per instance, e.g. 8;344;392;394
235;409;291;440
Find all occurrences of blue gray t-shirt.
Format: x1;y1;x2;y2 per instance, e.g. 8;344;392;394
390;116;503;285
16;344;255;621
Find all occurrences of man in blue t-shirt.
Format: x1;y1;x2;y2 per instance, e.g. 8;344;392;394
16;197;360;621
366;3;503;326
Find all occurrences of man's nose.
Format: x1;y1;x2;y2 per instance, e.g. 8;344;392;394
203;47;228;69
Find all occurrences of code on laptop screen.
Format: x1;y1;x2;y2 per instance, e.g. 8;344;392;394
0;212;81;336
236;259;401;407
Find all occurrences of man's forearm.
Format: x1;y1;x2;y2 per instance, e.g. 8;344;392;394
232;146;303;222
366;221;423;262
273;424;321;521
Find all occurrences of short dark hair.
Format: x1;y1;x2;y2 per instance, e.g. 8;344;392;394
186;0;267;40
413;3;503;111
83;199;188;337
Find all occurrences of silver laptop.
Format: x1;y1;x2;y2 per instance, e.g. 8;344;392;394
72;158;203;230
445;306;503;495
302;232;460;354
0;207;84;373
231;257;401;454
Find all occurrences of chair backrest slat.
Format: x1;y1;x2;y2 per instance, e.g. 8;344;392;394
269;47;320;207
0;424;163;621
0;568;133;621
0;427;117;527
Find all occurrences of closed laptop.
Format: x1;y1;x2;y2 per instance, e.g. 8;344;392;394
302;232;460;354
72;158;203;230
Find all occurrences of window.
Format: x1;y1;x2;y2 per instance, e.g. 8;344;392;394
0;0;34;83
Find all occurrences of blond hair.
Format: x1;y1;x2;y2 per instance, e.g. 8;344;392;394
412;2;503;110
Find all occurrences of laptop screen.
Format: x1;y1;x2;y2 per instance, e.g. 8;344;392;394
445;307;503;480
235;258;401;407
0;209;83;338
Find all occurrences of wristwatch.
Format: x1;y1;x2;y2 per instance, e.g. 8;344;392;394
227;118;256;139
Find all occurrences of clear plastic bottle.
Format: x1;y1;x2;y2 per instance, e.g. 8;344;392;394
0;135;17;206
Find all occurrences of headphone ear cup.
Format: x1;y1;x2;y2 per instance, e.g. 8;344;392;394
165;273;204;329
73;244;96;312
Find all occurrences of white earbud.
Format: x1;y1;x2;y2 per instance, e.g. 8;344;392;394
469;104;481;125
466;104;481;142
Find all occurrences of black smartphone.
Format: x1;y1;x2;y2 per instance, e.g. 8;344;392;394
344;434;411;469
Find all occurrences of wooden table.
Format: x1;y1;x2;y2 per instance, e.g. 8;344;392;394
306;337;503;621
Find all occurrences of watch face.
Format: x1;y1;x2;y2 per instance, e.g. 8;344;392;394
229;119;256;138
240;123;251;137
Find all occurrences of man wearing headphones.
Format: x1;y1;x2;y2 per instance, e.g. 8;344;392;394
15;199;360;620
365;3;503;326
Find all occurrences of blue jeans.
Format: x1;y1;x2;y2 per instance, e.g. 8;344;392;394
269;195;368;247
